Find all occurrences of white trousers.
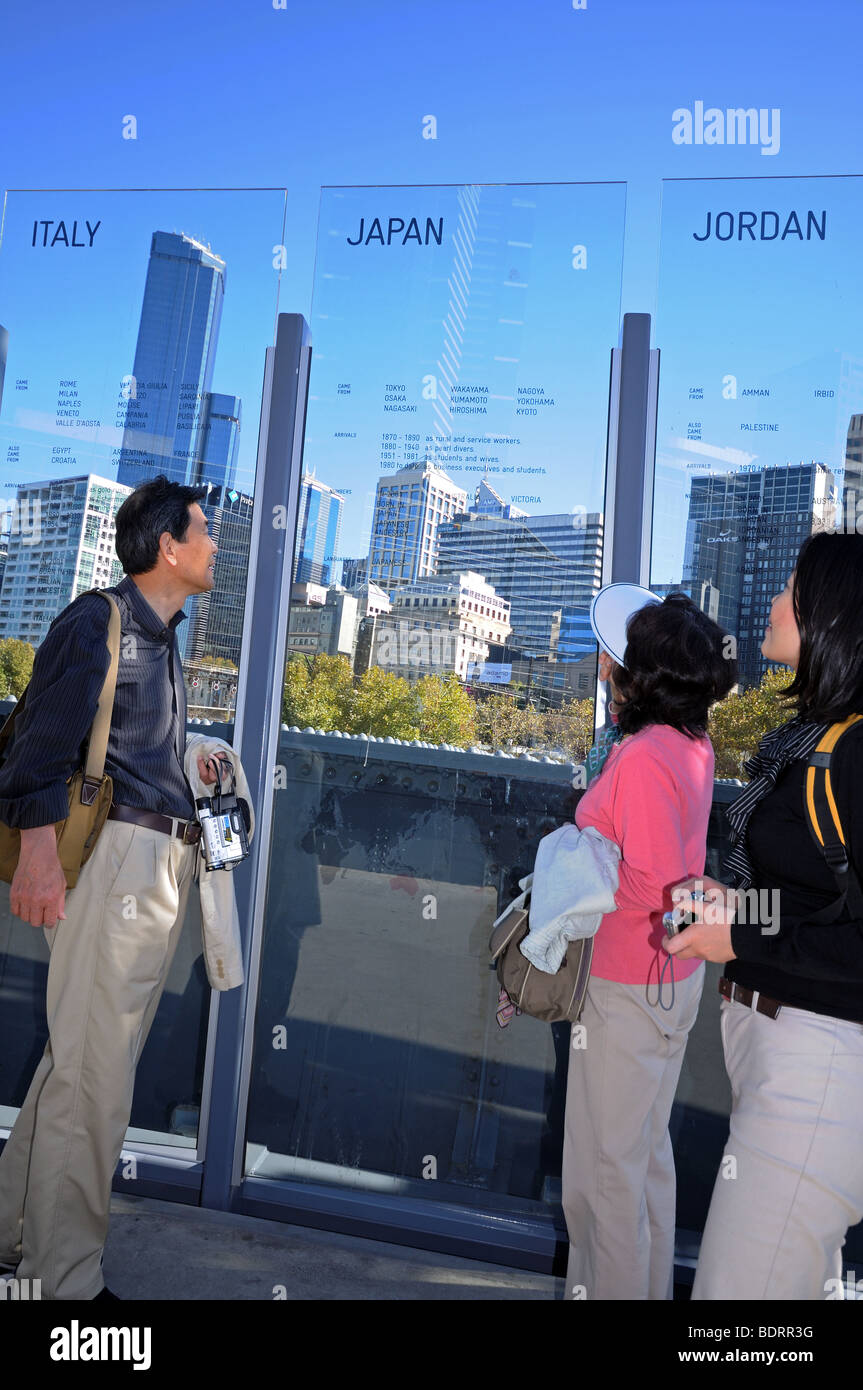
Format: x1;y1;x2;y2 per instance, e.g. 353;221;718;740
692;995;863;1300
562;965;704;1300
0;817;197;1299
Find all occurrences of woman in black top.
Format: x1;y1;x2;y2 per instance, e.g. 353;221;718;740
665;530;863;1300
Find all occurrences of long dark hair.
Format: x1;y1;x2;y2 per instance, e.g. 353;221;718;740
781;532;863;721
612;592;737;739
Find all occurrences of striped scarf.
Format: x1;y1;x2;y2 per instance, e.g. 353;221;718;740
723;713;829;889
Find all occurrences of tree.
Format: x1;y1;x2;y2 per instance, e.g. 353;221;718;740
413;672;477;745
345;665;420;740
0;638;34;700
282;652;354;729
199;655;237;670
708;666;797;779
471;690;543;750
537;697;595;761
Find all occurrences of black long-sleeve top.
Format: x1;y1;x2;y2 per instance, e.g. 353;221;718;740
726;718;863;1023
0;574;197;829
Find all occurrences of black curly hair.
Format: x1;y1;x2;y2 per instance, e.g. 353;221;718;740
611;592;737;739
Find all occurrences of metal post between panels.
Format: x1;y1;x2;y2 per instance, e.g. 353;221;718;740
610;312;658;586
200;313;311;1211
596;313;658;727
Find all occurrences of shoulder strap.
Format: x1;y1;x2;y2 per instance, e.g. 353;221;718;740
803;714;863;924
0;589;122;779
82;591;122;782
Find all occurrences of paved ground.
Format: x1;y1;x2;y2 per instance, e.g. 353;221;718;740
103;1193;564;1300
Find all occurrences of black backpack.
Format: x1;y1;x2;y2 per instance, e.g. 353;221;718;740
803;714;863;925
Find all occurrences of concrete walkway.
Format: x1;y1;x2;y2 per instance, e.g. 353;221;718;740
103;1193;564;1300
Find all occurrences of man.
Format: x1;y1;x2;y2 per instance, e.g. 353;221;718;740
0;474;229;1300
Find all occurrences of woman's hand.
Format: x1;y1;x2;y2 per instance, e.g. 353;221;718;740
661;874;738;964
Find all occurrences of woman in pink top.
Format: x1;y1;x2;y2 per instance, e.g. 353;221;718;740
563;592;736;1301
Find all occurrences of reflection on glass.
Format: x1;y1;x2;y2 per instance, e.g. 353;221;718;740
245;182;627;1214
653;176;863;704
0;189;286;1146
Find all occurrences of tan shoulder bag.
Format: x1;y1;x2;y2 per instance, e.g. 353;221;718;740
0;589;122;888
489;886;594;1024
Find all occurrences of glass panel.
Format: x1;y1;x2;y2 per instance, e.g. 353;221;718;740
244;181;626;1216
652;176;863;1255
0;188;286;1150
653;176;861;697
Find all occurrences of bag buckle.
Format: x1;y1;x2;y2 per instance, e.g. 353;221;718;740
822;843;849;872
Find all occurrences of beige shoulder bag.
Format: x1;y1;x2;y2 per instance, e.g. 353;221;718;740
0;589;122;888
490;884;594;1025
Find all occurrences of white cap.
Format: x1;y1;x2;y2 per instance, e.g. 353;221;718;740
589;583;662;667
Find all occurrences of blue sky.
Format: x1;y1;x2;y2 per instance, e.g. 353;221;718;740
1;0;861;587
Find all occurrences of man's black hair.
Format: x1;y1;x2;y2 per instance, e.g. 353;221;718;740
114;474;209;575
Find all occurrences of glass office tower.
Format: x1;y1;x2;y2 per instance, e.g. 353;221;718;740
438;492;604;655
367;461;467;589
293;473;345;586
117;231;226;488
187;484;254;666
0;324;8;416
682;462;835;688
845;413;863;499
195;392;241;492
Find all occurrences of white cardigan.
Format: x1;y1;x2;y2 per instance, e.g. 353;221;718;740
183;733;255;991
518;823;621;974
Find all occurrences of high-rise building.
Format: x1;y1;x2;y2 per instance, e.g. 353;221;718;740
556;608;595;660
0;475;131;645
117;231;226;488
367;461;467;591
185;483;254;666
288;584;359;662
369;569;510;682
844;414;863;501
346;580;392;673
682;462;835;687
341;557;368;589
0;324;8;417
194;392;241;491
418;188;538;474
294;475;345;586
469;479;529;521
437;489;603;655
0;528;10;599
424;185;480;458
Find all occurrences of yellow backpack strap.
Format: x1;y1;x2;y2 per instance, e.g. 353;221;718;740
804;715;863;922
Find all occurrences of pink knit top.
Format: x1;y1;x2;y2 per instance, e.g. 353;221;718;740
574;722;714;986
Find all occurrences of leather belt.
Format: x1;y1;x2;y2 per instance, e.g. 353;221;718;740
108;802;202;845
719;976;782;1019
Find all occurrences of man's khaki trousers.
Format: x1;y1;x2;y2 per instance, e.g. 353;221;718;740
562;965;704;1301
0;816;197;1299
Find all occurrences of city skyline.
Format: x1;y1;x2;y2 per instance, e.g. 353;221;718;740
0;189;286;504
117;231;228;489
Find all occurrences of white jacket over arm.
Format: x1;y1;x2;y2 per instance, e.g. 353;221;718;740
518;823;620;974
184;733;256;991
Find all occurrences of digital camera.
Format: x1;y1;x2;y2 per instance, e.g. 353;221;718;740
195;758;250;872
